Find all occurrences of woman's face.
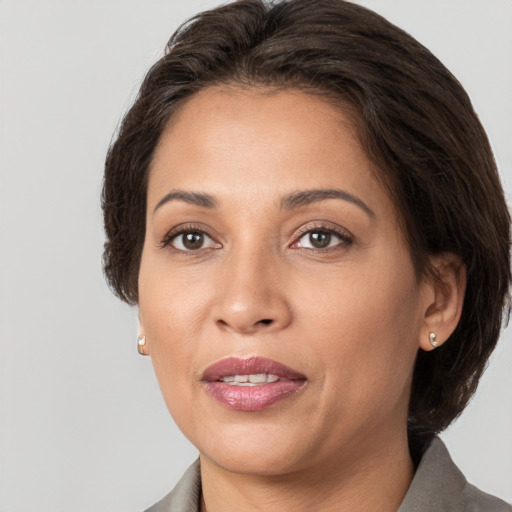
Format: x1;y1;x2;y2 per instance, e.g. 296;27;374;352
139;87;432;475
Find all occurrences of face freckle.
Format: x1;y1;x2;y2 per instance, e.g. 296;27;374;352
138;86;430;477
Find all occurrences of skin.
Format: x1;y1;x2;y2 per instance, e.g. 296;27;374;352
138;87;465;512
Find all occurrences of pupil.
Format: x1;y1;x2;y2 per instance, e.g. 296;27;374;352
310;231;331;248
183;232;204;250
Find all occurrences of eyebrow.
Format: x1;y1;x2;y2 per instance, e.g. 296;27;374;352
281;188;375;218
153;190;217;213
153;187;374;218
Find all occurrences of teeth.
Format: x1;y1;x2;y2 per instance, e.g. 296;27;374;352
219;374;280;386
248;374;267;384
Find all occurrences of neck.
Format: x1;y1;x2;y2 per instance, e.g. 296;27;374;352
200;429;414;512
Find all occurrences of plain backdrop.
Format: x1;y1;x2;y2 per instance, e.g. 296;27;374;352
0;0;511;511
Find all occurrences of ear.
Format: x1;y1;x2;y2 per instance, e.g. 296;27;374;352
137;311;150;356
419;253;466;352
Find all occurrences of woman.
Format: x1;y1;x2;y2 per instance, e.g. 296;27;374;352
102;0;511;510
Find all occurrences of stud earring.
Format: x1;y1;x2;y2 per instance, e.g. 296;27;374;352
429;332;438;348
137;336;147;355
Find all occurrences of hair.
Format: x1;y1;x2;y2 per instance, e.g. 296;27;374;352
102;0;510;454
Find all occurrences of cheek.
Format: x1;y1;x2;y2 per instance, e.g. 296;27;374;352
296;254;421;338
138;251;213;342
138;256;210;408
294;253;422;399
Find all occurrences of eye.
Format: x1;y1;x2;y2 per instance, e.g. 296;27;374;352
293;227;353;250
167;229;220;252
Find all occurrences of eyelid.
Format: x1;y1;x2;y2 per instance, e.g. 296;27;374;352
290;221;354;249
160;223;221;250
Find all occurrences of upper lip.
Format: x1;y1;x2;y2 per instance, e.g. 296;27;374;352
202;356;307;382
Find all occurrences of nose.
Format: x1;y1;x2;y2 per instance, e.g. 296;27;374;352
212;247;292;335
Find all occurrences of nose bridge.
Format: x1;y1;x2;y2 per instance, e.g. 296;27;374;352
213;239;291;334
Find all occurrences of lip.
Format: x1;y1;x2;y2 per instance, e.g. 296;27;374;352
202;356;307;411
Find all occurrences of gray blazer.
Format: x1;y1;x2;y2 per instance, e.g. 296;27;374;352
145;437;511;511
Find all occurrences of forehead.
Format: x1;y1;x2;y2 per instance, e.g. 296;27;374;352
148;86;391;215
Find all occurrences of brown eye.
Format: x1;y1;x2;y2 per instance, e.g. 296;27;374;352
170;230;217;251
183;232;204;250
308;231;331;248
293;227;352;251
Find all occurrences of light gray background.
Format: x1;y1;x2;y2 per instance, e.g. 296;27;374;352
0;1;510;511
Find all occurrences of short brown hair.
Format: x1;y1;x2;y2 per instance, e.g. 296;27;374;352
102;0;511;451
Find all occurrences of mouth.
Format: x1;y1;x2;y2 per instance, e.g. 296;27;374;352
202;357;307;411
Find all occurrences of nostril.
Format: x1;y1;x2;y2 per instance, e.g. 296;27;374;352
259;319;273;325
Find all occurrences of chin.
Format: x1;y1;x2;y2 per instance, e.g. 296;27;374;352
190;419;313;476
203;448;301;477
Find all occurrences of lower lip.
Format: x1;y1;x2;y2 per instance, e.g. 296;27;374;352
204;380;306;411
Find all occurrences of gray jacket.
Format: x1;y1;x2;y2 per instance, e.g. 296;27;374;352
145;437;511;511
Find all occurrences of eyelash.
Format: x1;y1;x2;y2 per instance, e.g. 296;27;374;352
160;223;353;253
160;224;218;252
291;223;354;252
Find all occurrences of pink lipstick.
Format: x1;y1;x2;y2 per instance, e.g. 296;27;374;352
202;357;307;411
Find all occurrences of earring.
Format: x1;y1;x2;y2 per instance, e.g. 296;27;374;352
429;332;438;348
137;336;147;355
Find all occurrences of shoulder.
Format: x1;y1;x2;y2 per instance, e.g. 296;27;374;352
398;436;512;512
144;460;201;512
462;481;512;512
